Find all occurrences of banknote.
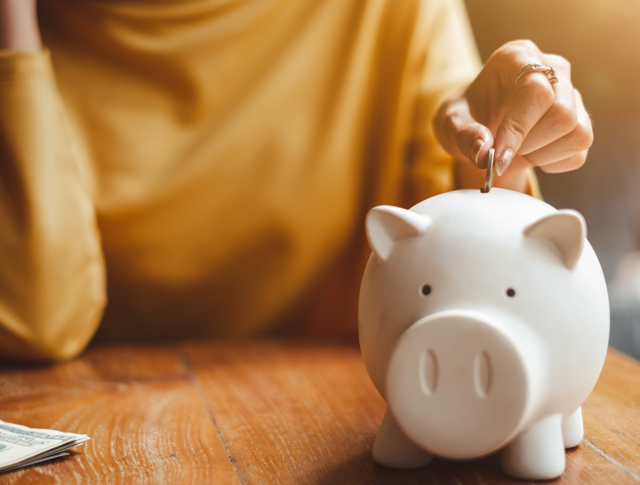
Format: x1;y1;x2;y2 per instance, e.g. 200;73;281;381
0;420;89;472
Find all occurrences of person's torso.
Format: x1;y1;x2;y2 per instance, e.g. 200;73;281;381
39;0;424;340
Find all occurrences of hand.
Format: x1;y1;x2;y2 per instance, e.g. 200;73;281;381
434;40;593;184
0;0;42;51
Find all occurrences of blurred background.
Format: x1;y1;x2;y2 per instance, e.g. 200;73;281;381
464;0;640;359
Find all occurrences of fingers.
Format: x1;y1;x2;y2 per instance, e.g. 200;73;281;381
493;74;555;175
517;55;577;155
433;94;494;168
492;52;556;175
524;89;593;166
539;149;588;173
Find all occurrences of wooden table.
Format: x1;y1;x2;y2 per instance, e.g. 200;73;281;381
1;341;639;484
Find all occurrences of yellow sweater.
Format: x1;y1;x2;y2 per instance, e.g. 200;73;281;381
0;0;481;361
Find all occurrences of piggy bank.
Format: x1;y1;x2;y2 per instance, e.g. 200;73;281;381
358;188;609;480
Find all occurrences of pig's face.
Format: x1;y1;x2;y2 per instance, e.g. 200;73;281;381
358;189;609;459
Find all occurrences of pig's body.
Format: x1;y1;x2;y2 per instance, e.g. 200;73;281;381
359;188;609;480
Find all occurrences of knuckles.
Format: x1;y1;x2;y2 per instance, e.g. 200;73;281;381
526;76;556;106
548;101;578;137
488;40;542;72
569;120;594;152
546;53;570;67
498;39;540;57
570;89;593;151
546;54;571;75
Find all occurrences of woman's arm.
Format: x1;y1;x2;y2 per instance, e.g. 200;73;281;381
0;2;106;361
0;0;41;50
0;51;107;361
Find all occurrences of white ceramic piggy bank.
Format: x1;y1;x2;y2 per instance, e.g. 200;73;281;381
359;188;609;480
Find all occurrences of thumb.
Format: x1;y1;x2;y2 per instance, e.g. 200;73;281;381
455;120;494;169
436;98;494;169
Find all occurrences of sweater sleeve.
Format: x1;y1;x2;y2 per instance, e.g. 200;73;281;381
0;50;105;362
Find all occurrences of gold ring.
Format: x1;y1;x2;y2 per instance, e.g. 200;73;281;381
515;63;558;86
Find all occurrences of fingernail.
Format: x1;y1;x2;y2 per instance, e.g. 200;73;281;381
469;139;484;166
495;148;514;176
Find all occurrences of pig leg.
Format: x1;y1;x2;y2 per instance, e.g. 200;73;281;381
501;414;565;480
562;407;584;448
372;409;433;468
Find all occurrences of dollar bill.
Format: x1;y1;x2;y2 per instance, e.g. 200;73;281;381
0;420;89;473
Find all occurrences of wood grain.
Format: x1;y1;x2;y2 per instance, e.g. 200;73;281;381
583;349;640;479
0;344;239;484
186;342;640;485
1;342;639;484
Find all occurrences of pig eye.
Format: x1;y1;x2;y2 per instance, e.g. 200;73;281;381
506;288;516;297
421;285;432;296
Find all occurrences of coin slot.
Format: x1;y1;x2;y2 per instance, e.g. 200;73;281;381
419;350;438;396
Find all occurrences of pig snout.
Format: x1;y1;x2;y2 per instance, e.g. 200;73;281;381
385;310;538;460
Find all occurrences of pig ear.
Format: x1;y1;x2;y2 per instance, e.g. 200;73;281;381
366;206;431;263
524;210;587;270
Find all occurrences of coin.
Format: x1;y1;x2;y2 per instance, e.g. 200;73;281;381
481;148;495;193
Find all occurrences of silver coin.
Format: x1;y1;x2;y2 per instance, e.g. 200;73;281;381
482;148;495;193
